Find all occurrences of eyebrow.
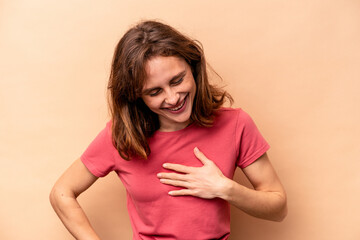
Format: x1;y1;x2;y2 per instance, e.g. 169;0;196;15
142;70;187;95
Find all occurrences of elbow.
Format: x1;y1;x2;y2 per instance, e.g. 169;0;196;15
273;194;288;222
49;186;60;210
49;185;71;211
274;205;287;222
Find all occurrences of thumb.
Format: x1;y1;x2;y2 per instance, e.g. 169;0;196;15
194;147;209;165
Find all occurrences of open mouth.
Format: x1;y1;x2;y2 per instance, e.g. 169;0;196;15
166;94;188;112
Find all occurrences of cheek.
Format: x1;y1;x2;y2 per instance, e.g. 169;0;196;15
142;97;161;110
183;79;196;92
190;80;196;94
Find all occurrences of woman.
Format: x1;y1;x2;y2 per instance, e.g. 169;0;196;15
50;20;287;240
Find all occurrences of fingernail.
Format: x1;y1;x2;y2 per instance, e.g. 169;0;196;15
163;163;168;168
157;173;162;177
168;191;174;195
194;147;199;153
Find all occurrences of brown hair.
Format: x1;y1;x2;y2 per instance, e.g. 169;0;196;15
108;20;233;160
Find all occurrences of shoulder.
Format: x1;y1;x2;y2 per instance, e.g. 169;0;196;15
213;107;257;129
94;120;113;143
210;107;241;128
214;107;249;121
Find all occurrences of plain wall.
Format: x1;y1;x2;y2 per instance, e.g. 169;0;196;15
1;1;359;239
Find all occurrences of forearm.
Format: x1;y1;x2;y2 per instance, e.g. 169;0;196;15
219;178;287;222
50;188;101;240
157;149;287;221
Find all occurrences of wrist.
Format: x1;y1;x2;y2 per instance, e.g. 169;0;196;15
217;177;235;200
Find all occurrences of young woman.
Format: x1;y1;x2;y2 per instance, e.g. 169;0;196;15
50;20;287;240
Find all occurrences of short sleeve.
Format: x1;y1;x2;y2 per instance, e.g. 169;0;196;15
235;109;270;168
80;121;116;177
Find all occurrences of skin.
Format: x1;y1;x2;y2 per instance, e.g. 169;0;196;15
158;148;287;221
50;158;100;240
141;56;196;132
143;56;287;221
49;55;286;239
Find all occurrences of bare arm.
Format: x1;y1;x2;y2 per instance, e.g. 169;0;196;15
157;148;287;222
221;153;287;221
49;158;101;240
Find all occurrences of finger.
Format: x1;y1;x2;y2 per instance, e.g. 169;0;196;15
193;147;210;165
157;172;188;181
159;179;190;188
162;163;194;173
168;189;196;196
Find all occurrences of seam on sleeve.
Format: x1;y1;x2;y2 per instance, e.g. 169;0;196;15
234;108;241;166
112;145;120;172
80;155;106;177
107;122;120;173
239;144;270;169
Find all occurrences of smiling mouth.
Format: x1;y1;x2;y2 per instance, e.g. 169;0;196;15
166;94;188;111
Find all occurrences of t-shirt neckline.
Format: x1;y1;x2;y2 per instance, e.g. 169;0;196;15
154;122;196;136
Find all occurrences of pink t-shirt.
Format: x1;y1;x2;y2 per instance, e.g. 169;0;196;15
81;108;269;240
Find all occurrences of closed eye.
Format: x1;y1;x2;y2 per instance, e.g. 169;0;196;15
143;71;186;97
149;88;162;96
171;77;184;86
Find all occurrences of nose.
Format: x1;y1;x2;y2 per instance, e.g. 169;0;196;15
164;88;179;106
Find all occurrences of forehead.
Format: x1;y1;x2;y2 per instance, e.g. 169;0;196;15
143;56;188;87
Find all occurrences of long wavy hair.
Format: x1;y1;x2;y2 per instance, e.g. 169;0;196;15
108;20;233;160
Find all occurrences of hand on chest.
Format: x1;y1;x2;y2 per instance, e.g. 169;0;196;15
116;132;237;203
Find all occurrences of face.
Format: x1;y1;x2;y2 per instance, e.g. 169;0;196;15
141;56;197;132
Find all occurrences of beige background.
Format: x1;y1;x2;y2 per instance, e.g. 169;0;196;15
1;0;359;239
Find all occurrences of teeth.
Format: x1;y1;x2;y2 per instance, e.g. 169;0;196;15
169;98;185;111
